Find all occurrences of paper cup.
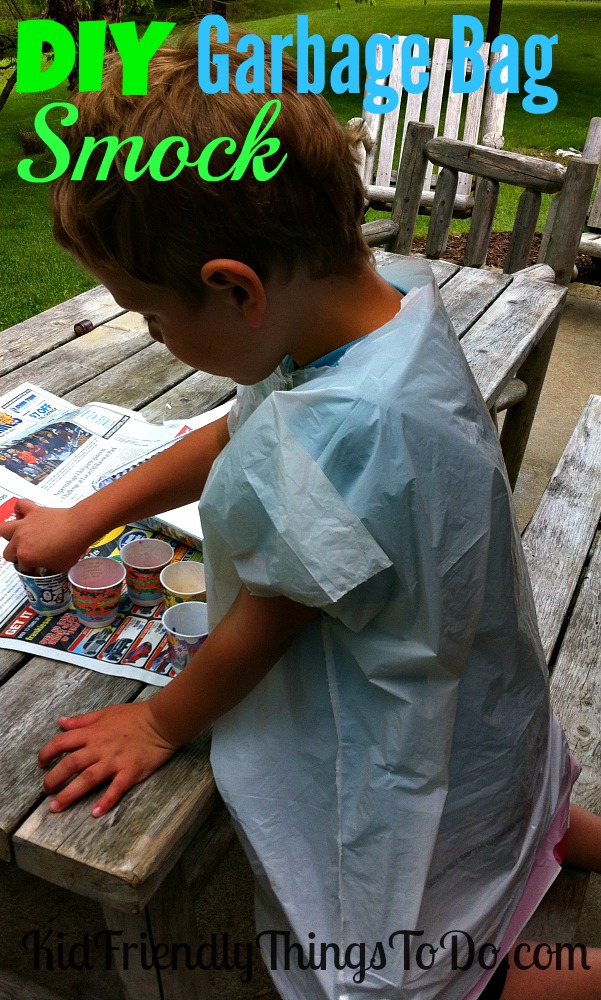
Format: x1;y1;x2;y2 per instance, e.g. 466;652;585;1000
160;561;206;608
17;569;71;616
120;539;173;607
68;557;125;627
162;601;208;673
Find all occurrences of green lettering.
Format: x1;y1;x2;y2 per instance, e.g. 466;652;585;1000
16;20;75;93
78;21;107;92
228;101;286;181
146;137;191;180
110;22;176;96
17;102;75;183
187;137;238;181
72;135;145;181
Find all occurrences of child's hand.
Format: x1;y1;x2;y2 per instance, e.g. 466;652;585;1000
0;500;91;574
38;701;180;817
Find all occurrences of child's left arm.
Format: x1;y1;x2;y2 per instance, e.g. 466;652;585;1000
38;587;319;816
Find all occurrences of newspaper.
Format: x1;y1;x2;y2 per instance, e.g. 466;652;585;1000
0;494;203;687
0;382;234;547
0;382;234;686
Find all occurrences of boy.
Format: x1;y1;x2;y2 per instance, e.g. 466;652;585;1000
3;31;601;1000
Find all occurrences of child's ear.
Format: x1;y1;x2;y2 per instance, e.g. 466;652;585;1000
200;260;267;328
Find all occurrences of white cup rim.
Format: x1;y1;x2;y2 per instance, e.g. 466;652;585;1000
162;600;208;639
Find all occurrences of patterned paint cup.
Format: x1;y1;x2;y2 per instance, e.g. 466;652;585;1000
68;557;126;628
162;601;208;674
120;539;173;607
17;569;71;616
160;561;206;609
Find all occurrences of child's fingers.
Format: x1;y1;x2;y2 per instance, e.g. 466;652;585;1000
57;711;107;731
38;726;90;767
41;748;98;794
48;761;116;813
90;773;137;818
13;499;39;518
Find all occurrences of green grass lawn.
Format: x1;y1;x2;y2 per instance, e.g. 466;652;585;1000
1;1;599;330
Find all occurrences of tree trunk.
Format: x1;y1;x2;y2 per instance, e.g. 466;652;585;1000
0;67;17;115
486;0;503;42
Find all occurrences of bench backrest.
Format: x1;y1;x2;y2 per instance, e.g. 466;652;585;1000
351;37;508;213
583;116;601;230
387;122;598;286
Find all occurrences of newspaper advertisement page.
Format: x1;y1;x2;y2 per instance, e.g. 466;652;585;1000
0;502;204;688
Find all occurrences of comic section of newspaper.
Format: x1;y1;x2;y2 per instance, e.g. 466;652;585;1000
0;383;232;687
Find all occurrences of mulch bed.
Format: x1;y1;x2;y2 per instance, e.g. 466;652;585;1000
410;232;601;286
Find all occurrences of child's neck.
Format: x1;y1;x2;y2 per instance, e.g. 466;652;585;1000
287;264;403;368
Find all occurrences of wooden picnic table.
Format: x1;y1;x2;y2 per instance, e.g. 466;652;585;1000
0;251;568;999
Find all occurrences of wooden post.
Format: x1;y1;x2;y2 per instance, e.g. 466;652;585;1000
464;177;499;268
582;117;601;162
425;167;459;259
390;122;435;255
539;157;598;286
504;189;542;274
102;857;212;1000
499;313;561;489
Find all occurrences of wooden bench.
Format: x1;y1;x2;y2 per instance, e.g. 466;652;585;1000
349;37;508;216
522;394;601;942
578;117;601;264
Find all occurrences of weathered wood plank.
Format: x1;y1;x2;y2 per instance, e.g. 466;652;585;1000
521;396;601;662
438;266;511;339
0;659;141;862
422;37;450;193
361;218;399;247
0;287;124;376
504;188;542;274
364;185;473;215
579;233;601;257
585;117;601;230
0;648;26;685
550;529;601;814
460;272;565;407
500;313;564;489
582;117;601;161
464;177;499;268
495;377;527;412
424;167;458;259
587;185;601;231
372;249;460;287
103;854;213;1000
65;342;194;411
0;322;152;398
140;371;235;424
374;36;404;187
389;122;435;255
14;685;217;910
481;45;509;143
425;138;566;192
456;42;490;198
539;157;598;286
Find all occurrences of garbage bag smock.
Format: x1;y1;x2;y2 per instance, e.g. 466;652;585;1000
199;256;575;1000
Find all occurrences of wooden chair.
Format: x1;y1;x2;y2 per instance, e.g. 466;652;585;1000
578;116;601;261
348;37;508;216
362;122;598;486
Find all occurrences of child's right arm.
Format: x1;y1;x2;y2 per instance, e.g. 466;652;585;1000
0;413;230;574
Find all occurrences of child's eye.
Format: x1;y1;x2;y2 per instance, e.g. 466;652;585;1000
142;314;157;324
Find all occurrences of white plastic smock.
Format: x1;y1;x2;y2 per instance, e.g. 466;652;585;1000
199;256;576;1000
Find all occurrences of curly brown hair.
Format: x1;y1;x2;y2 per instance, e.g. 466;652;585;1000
50;28;371;300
